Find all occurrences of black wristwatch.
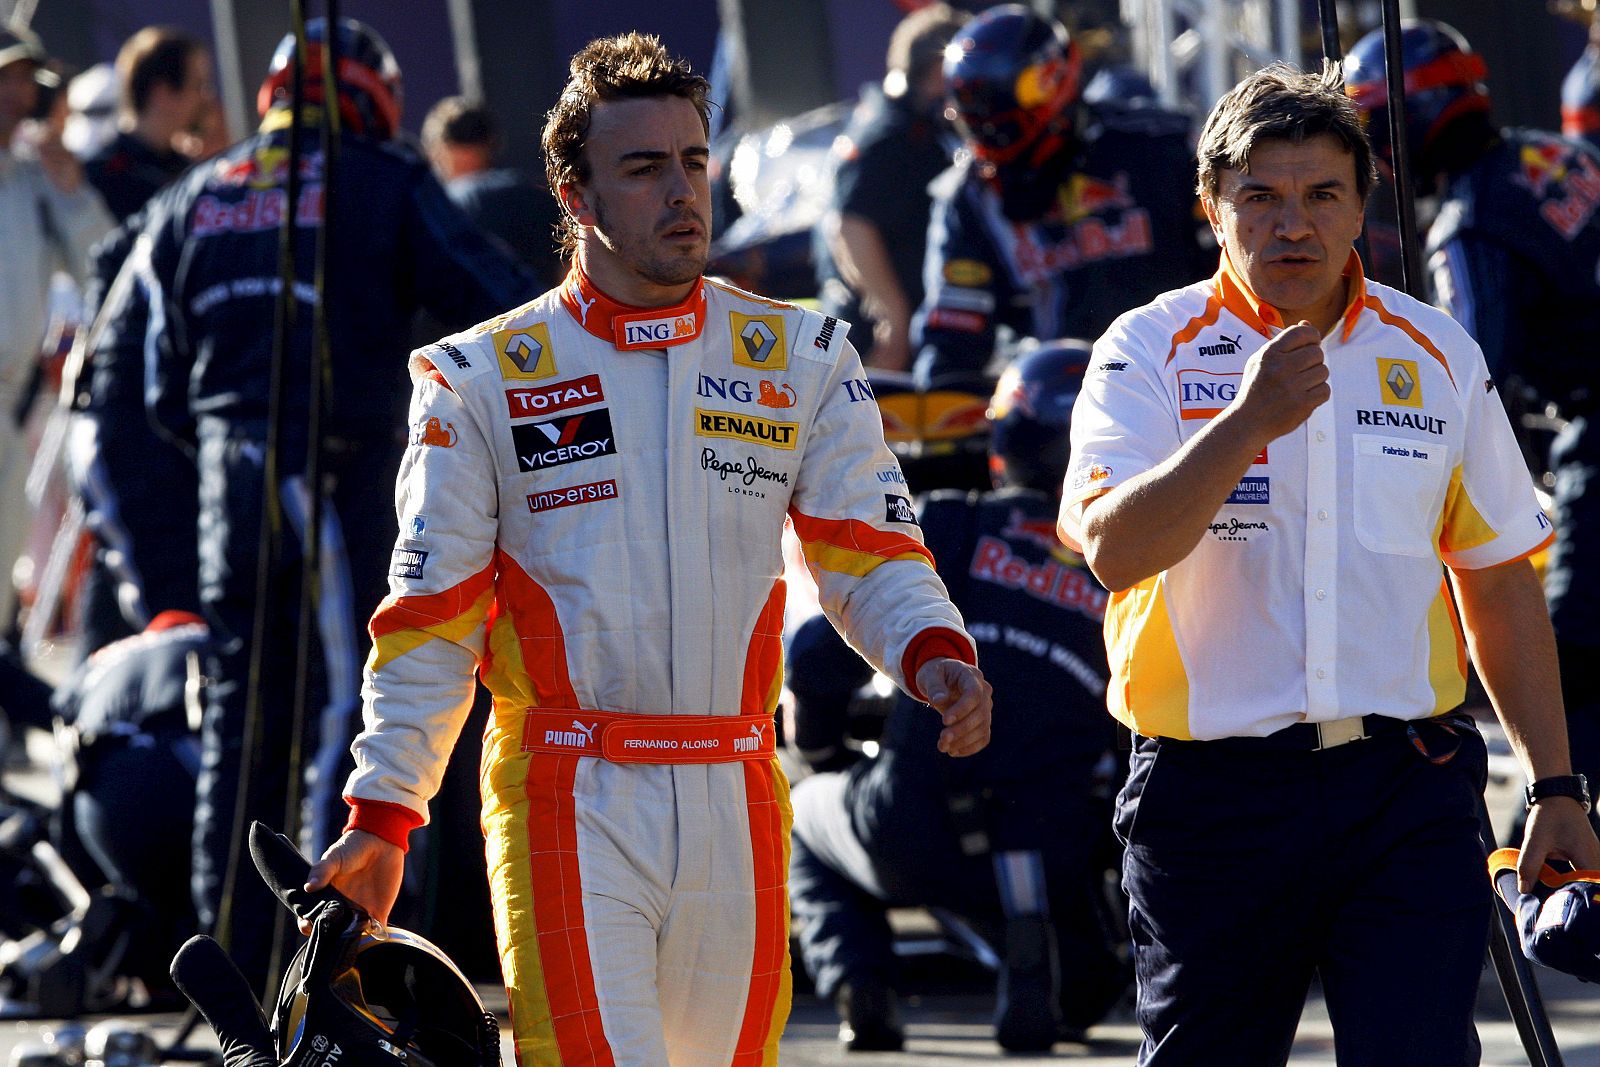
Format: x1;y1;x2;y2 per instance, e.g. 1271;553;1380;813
1525;773;1591;810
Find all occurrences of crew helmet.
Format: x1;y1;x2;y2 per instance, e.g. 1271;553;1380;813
987;339;1090;492
1344;19;1489;176
942;4;1081;165
257;18;401;140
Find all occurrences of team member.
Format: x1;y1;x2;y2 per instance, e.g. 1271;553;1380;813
1563;18;1600;151
73;27;217;660
306;32;991;1067
788;342;1125;1053
912;4;1209;386
1345;20;1600;835
813;3;966;370
422;95;564;287
122;17;537;994
0;25;113;632
83;26;213;222
1061;62;1600;1065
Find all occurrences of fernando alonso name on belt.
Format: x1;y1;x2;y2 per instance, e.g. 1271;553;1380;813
507;374;604;418
694;408;798;450
512;409;617;472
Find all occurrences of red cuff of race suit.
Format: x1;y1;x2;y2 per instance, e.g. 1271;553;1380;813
902;626;978;703
344;797;424;852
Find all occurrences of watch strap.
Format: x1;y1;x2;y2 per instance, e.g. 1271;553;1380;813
1525;773;1591;809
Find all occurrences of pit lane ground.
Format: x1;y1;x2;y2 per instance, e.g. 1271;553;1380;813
3;962;1599;1066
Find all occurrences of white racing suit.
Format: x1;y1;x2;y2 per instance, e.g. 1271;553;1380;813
343;269;975;1065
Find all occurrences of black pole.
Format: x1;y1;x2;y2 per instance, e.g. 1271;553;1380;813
1316;0;1341;65
1378;0;1424;299
214;0;306;970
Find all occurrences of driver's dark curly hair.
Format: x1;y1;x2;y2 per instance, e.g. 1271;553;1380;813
541;33;711;257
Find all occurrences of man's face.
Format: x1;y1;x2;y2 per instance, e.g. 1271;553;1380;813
0;60;39;133
176;49;216;128
568;94;711;294
1203;133;1366;328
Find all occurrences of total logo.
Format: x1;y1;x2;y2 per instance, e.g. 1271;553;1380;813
512;409;617;471
506;374;604;418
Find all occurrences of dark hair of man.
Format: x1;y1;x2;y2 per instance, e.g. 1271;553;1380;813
116;26;202;117
541;32;711;257
422;95;499;154
1195;60;1379;202
887;2;968;87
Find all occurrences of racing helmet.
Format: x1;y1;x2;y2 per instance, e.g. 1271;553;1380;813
256;18;402;140
987;339;1090;492
1344;20;1489;178
942;4;1081;165
273;911;500;1067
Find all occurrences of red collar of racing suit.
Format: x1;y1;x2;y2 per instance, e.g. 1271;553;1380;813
558;268;708;351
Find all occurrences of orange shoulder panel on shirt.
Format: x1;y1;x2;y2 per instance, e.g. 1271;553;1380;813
1165;288;1225;365
1364;294;1457;391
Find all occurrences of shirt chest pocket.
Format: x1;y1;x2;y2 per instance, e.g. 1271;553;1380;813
1351;433;1449;558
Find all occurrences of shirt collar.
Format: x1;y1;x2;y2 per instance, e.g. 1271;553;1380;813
559;267;707;351
1214;248;1367;342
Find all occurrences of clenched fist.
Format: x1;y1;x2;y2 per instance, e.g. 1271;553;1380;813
1233;321;1330;442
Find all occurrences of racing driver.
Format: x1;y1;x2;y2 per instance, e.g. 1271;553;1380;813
307;32;993;1066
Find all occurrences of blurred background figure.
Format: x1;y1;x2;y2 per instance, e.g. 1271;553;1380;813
0;611;205;1015
911;4;1209;388
0;24;112;643
68;27;218;667
62;64;118;160
1346;20;1600;834
1563;17;1600;151
813;3;967;371
83;26;214;222
786;341;1128;1054
421;94;564;287
110;16;536;998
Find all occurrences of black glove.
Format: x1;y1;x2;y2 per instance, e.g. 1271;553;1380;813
169;935;277;1067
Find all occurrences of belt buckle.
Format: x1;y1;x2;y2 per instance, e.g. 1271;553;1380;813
1315;717;1368;750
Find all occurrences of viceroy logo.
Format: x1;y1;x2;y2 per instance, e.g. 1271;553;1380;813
1178;368;1240;420
512;410;616;471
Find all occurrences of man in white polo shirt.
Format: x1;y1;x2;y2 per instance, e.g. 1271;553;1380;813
1060;61;1600;1065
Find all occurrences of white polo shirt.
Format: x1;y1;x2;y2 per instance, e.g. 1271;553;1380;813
1060;254;1553;740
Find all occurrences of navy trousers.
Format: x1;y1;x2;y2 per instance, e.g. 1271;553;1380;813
1116;719;1491;1067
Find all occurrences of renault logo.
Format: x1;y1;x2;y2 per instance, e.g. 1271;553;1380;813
1385;362;1414;400
730;312;789;370
739;320;777;363
504;333;543;373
